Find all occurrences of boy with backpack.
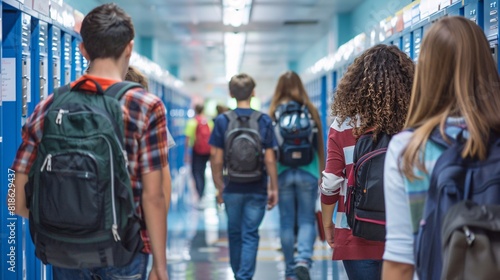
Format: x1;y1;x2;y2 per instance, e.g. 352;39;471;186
184;104;213;203
10;4;168;279
209;73;278;280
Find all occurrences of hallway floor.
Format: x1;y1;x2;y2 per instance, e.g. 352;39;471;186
165;166;349;280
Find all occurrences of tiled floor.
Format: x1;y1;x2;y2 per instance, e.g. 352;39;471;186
166;166;349;280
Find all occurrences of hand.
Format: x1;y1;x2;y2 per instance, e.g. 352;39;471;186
324;223;335;249
267;189;278;210
216;192;224;205
148;265;168;280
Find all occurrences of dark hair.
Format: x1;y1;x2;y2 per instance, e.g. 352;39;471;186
229;73;256;101
80;3;134;61
332;44;415;139
194;104;204;115
125;66;149;91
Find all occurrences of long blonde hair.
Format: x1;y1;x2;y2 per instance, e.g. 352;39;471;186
269;71;325;173
402;16;500;179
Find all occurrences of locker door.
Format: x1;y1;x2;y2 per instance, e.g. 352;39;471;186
60;32;72;85
1;5;31;280
71;37;83;80
48;25;61;92
412;27;422;63
485;0;499;68
403;32;413;60
465;0;484;28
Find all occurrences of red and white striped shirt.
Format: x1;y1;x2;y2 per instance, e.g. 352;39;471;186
320;117;384;260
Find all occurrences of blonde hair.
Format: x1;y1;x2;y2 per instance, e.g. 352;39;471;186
269;71;325;173
402;16;500;179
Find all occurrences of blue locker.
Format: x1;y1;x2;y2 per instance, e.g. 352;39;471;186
61;32;72;85
30;19;48;111
412;27;423;62
402;32;413;59
484;0;499;68
71;37;83;80
320;75;328;146
48;25;61;92
1;4;31;279
464;0;484;29
391;36;402;50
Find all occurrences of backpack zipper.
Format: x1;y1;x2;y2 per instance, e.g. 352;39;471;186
40;154;52;171
55;109;69;124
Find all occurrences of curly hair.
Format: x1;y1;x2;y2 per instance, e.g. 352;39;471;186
332;44;414;139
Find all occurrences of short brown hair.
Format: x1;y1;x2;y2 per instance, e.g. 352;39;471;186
229;73;256;101
81;3;134;61
194;104;204;114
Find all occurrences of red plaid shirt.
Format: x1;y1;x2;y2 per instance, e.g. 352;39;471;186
11;75;169;254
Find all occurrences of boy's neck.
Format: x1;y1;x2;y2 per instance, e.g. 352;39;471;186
87;58;126;81
236;99;252;109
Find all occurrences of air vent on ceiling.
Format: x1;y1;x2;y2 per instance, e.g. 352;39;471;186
283;20;319;26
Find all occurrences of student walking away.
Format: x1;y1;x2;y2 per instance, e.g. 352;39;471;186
126;65;174;222
209;73;279;280
268;71;325;280
383;16;500;280
10;4;169;280
185;104;213;203
320;44;414;280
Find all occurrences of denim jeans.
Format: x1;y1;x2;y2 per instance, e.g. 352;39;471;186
343;259;382;280
223;192;267;280
192;152;210;198
278;169;317;278
52;252;149;280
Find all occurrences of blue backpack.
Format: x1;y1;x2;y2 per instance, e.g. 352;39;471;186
414;128;500;280
274;101;315;167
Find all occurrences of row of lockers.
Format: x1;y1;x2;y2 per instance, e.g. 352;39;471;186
0;0;191;279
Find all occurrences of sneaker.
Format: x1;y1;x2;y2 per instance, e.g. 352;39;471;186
294;262;310;280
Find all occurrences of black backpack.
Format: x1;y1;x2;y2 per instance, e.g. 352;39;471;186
414;129;500;280
224;110;264;183
274;101;315;167
345;132;391;242
25;79;144;269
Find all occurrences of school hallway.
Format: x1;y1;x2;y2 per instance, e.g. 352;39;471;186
165;165;349;280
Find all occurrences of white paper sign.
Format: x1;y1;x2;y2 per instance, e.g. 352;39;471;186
2;58;17;102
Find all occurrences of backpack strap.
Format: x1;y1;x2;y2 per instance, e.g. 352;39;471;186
224;110;262;132
52;83;72;100
105;81;144;100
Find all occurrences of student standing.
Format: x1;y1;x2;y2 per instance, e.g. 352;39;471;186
269;71;325;280
382;16;500;280
320;44;414;280
11;4;168;280
210;73;278;280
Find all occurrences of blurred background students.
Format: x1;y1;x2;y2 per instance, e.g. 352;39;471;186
184;104;213;206
320;44;414;280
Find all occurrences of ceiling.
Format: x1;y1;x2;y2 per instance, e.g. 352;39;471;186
67;0;365;101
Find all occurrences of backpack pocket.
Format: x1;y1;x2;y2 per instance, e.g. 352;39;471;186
351;209;386;241
279;140;313;167
38;152;101;234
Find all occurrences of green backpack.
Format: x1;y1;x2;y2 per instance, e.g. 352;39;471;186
26;79;144;269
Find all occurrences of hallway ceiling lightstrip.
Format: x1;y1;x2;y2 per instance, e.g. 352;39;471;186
224;32;247;81
222;0;252;80
223;0;252;27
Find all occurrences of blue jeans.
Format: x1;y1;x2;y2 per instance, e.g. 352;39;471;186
343;259;382;280
278;169;317;278
52;252;149;280
223;192;267;280
192;152;210;198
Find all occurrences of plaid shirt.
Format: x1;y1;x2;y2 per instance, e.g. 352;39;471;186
11;75;169;254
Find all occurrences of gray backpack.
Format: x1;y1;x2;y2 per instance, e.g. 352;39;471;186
223;110;263;183
441;201;500;280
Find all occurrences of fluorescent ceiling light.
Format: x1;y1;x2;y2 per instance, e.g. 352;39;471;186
224;32;246;81
223;0;252;27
